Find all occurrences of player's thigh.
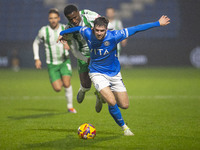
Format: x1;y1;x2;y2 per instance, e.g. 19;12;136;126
110;72;127;92
62;76;71;88
113;91;129;109
89;73;109;92
60;59;72;88
89;73;116;106
77;59;91;88
51;79;63;92
79;72;91;88
48;64;62;89
109;72;129;109
100;87;116;106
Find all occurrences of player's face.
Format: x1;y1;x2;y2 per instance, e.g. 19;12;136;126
106;8;115;20
66;11;81;26
94;25;107;40
48;13;60;29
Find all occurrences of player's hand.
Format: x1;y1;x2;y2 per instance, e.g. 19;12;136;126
35;59;42;69
57;35;69;45
158;15;170;26
56;35;63;43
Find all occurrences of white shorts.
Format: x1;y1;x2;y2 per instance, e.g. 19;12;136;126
89;72;127;92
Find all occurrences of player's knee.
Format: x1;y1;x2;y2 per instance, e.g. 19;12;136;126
63;82;71;88
108;101;116;106
81;82;91;89
121;103;129;109
53;86;62;92
119;97;129;109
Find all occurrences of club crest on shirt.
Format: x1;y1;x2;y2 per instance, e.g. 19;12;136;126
104;41;110;46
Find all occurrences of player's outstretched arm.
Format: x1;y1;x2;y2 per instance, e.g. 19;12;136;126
126;15;170;37
57;26;82;43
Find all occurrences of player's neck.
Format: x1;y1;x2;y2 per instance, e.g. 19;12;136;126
109;18;114;22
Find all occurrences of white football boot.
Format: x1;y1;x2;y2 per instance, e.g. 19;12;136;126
124;127;134;136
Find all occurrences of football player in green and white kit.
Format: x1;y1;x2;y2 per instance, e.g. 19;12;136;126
33;8;77;113
62;5;105;113
106;7;127;57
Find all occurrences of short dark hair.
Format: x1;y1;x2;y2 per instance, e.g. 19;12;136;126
64;5;78;17
49;8;60;16
94;17;109;28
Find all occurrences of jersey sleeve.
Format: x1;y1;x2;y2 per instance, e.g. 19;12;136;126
82;9;100;24
63;24;74;48
115;21;160;43
60;26;90;41
79;27;91;40
70;46;89;62
60;26;82;35
59;26;90;62
126;21;160;37
114;29;129;44
36;27;44;42
33;27;44;60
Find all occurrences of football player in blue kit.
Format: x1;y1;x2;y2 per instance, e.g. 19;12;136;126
57;15;170;136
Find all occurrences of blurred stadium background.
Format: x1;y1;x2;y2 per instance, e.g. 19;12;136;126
0;0;200;69
0;1;200;149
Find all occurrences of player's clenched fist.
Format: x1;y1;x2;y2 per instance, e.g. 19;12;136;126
158;15;170;26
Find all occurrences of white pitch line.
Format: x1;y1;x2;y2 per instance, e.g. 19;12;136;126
129;95;200;99
0;96;64;100
0;95;200;100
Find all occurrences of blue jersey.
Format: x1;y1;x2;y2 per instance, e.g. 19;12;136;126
60;21;160;76
79;27;128;76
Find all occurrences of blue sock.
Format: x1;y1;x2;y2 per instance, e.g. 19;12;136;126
108;104;125;127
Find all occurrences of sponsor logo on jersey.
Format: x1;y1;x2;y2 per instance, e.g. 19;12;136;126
90;49;109;56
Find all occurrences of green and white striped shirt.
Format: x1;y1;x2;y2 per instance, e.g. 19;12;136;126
108;19;124;50
33;24;69;65
65;9;100;58
108;19;124;30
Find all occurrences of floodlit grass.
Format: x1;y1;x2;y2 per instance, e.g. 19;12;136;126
0;67;200;150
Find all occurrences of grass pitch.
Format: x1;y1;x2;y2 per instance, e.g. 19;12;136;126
0;67;200;150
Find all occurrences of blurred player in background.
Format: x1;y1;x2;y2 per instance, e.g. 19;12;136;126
11;49;20;72
63;5;104;112
33;8;77;113
58;15;170;135
106;7;127;57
